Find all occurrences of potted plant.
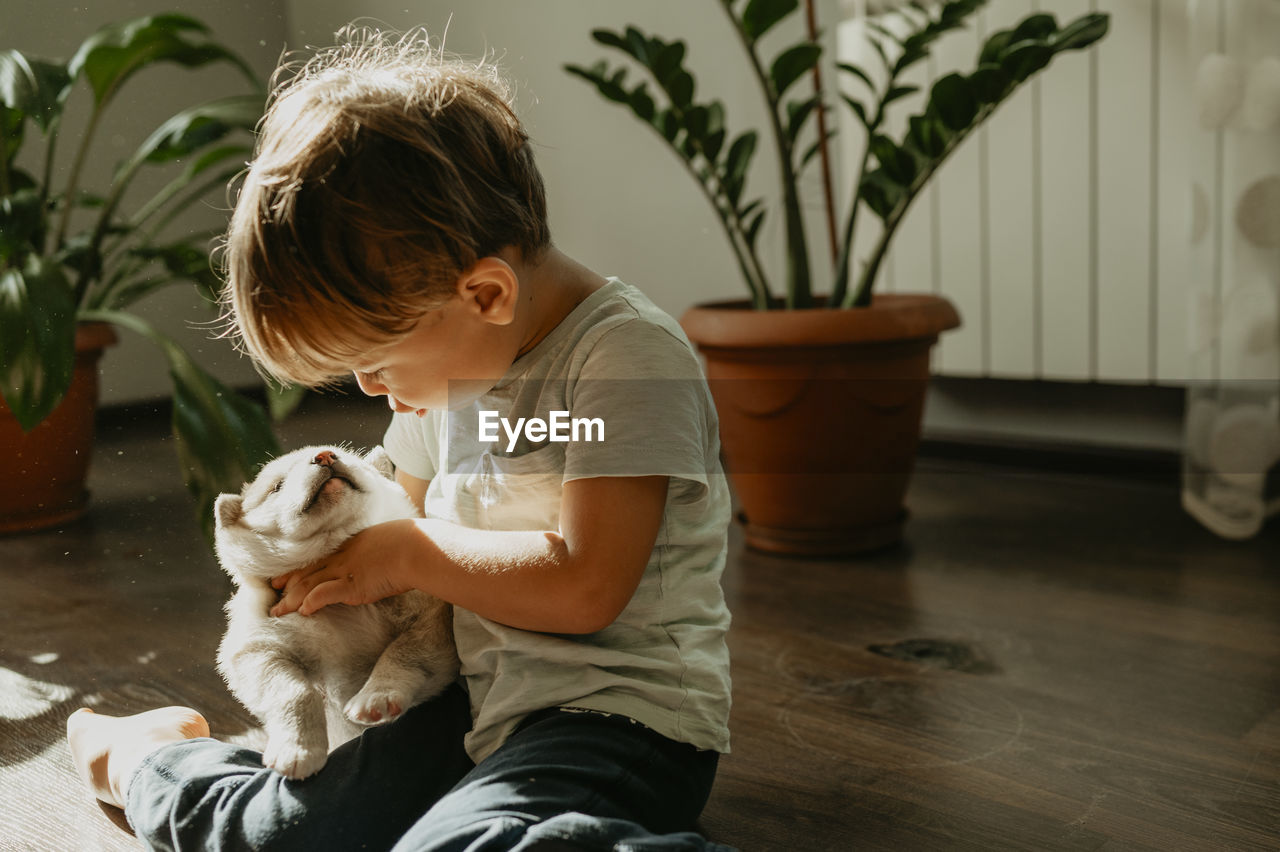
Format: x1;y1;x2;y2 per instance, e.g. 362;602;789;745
1;14;286;537
567;0;1108;555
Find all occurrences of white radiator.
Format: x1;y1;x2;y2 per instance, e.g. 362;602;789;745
836;0;1196;384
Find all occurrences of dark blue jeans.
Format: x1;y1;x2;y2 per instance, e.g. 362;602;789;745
126;685;733;851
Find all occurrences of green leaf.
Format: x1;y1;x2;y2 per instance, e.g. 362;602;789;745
969;65;1012;104
68;14;257;107
566;62;629;104
702;102;726;161
800;129;835;169
770;43;821;98
0;187;42;261
685;105;710;141
860;168;906;220
837;62;875;93
865;20;902;46
871;134;916;185
907;114;949;159
738;198;764;221
723;131;758;207
842;95;870;129
1051;13;1110;52
1;106;24;165
941;0;987;25
979;30;1015;66
704;128;726;162
652;40;687;85
624;27;650;64
0;256;76;431
590;29;629;52
741;0;799;42
743;207;766;251
883;85;920;107
132;94;261;167
893;47;931;76
81;307;279;541
867;35;893;74
0;50;72;132
785;95;820;142
1000;42;1053;81
121;240;220;305
170;355;279;541
1011;13;1058;43
628;83;656;122
667;69;695;109
929;73;977;130
566;63;616;103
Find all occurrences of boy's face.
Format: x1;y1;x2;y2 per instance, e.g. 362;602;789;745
352;294;517;414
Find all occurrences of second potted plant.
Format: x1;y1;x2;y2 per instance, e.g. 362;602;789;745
568;0;1109;554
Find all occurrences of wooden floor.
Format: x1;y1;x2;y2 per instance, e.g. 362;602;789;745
1;393;1277;851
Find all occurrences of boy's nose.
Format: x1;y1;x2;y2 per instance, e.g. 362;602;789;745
312;450;337;467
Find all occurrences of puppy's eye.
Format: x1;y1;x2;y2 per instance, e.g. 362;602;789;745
270;480;284;493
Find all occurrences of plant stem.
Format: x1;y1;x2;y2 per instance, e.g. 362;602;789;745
721;0;812;308
36;116;62;254
679;154;771;308
830;135;875;306
644;117;771;306
846;101;996;308
804;0;839;268
72;150;145;306
0;132;9;199
52;102;105;253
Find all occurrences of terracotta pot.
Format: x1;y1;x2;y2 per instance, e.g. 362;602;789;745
680;294;960;556
0;322;117;534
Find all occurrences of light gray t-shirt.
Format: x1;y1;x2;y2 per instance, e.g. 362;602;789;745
384;277;732;762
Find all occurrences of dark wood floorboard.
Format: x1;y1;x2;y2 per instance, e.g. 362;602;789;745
1;393;1277;851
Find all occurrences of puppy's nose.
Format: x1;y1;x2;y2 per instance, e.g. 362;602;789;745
312;450;337;467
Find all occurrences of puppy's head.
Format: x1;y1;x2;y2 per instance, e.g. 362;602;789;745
213;445;417;582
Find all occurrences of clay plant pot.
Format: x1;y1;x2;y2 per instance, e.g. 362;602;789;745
680;294;960;556
0;322;117;534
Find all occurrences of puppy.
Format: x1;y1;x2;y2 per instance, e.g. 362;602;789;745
213;444;458;779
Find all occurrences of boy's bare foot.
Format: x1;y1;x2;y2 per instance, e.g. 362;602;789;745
66;707;210;809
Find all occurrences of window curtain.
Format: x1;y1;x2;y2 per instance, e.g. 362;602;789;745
1182;0;1280;539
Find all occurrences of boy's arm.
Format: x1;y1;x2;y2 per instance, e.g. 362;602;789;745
271;474;669;635
396;468;429;513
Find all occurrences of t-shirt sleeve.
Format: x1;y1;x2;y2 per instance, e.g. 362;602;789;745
562;318;716;488
383;409;441;482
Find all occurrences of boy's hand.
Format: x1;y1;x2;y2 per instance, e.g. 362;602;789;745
270;519;416;617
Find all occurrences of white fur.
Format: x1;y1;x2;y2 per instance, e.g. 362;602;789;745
213;444;458;779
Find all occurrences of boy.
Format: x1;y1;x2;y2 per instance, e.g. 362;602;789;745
66;27;735;852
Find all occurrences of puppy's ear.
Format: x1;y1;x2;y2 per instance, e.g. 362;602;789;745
364;446;395;480
215;494;244;529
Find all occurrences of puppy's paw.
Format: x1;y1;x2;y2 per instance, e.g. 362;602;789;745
344;688;407;727
262;737;327;779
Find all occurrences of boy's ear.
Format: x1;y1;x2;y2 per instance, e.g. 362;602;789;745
363;446;395;479
458;256;517;326
215;494;244;529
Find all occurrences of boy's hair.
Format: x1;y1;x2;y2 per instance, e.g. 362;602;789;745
221;28;551;386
